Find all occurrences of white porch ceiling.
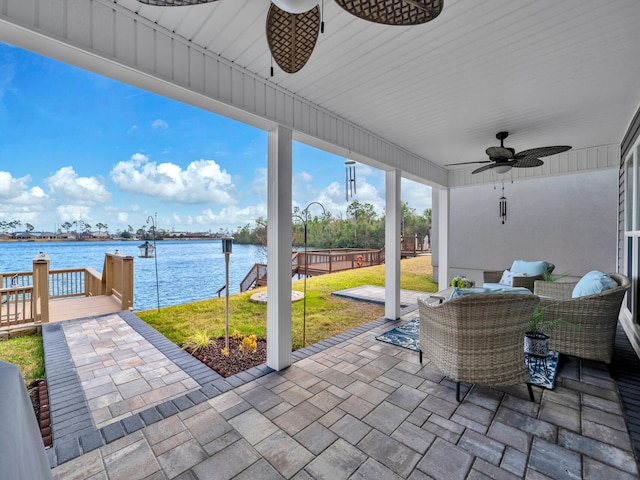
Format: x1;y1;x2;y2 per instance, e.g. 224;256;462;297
1;0;638;182
112;0;640;172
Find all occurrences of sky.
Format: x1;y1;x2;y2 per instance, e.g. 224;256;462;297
0;42;431;235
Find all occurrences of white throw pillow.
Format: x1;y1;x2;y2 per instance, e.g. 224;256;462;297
500;270;515;286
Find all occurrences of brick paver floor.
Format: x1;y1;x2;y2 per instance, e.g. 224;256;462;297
48;302;640;479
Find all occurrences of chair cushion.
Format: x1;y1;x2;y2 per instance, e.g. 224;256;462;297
572;270;618;298
450;287;491;299
451;286;532;299
510;260;548;276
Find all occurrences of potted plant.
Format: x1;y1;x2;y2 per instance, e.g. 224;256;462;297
450;276;475;288
524;306;575;356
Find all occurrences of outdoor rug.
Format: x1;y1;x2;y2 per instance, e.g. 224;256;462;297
375;317;559;389
375;317;420;351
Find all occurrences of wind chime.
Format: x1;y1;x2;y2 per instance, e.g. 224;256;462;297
499;180;507;224
345;160;356;201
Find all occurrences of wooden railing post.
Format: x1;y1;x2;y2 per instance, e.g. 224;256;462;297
121;255;134;310
32;252;50;324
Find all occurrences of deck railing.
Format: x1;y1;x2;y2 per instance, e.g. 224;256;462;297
0;252;133;330
240;248;385;292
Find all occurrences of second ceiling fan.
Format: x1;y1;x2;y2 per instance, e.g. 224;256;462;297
137;0;443;73
446;132;572;174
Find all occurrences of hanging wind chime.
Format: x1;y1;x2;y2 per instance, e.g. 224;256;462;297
345;160;356;201
499;181;507;224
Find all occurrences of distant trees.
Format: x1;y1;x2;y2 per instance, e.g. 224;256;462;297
234;201;431;249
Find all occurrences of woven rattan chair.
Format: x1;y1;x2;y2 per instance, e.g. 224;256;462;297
418;294;540;402
483;263;555;292
533;273;630;363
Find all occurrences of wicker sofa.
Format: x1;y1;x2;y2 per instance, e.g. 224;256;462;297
533;273;630;363
417;293;540;401
484;262;555;292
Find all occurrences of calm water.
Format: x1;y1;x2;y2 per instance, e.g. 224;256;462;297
0;240;266;311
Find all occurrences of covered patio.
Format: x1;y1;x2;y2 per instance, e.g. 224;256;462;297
2;0;640;477
45;300;640;479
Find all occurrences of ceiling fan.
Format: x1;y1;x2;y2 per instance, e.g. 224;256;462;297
446;132;572;174
136;0;443;74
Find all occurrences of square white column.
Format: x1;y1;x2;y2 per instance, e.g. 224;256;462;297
385;169;401;320
266;126;293;371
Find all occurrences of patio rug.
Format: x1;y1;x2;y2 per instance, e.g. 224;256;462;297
375;317;559;389
375;317;420;351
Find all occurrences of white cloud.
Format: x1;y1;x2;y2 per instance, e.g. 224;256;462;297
196;204;267;228
128;125;139;134
401;178;432;213
111;153;235;204
45;167;111;204
0;172;50;220
56;205;92;223
252;167;267;198
117;212;129;223
152;119;168;129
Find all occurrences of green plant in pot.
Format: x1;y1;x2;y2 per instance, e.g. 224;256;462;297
524;306;575;357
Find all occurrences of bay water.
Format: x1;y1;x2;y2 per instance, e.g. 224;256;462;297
0;240;266;311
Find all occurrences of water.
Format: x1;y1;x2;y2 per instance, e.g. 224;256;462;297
0;240;266;311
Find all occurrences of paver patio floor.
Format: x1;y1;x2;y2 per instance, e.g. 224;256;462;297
46;289;640;479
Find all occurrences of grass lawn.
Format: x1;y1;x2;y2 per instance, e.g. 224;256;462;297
0;254;437;383
139;255;437;349
0;334;45;385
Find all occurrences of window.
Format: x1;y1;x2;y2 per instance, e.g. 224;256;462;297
624;141;640;321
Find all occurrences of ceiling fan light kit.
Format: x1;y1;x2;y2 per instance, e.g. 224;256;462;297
271;0;319;14
136;0;443;73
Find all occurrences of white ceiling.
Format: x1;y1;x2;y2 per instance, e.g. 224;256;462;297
115;0;640;170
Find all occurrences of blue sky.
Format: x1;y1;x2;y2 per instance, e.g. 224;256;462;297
0;42;431;234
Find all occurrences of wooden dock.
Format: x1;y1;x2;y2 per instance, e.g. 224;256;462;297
49;296;123;323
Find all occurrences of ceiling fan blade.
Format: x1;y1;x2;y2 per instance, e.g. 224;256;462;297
137;0;218;5
267;4;320;74
445;160;492;166
513;157;544;168
515;145;571;159
485;146;514;160
335;0;443;25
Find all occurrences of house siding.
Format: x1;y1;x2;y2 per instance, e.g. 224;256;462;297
619;102;640;356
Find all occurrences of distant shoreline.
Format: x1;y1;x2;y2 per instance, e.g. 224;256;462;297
0;237;220;243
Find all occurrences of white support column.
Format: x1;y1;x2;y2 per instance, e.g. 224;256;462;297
385;169;401;320
437;188;450;290
266;125;293;371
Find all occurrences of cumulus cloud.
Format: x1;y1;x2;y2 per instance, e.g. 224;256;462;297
117;212;129;223
45;166;111;204
195;204;267;228
152;119;168;129
56;205;92;223
0;172;50;215
111;153;235;205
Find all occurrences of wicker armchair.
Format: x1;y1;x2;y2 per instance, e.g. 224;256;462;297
533;273;630;363
484;263;555;292
418;294;540;401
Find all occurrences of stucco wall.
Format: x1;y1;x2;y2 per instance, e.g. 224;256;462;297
433;168;619;286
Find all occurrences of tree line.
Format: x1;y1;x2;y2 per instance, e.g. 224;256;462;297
233;200;432;249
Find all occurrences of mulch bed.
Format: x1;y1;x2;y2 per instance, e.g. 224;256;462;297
184;337;267;378
28;379;52;448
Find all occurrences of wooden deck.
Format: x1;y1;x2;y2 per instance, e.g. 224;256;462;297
49;295;123;323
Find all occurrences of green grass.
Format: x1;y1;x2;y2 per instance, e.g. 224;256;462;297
0;255;438;383
139;255;438;349
0;335;45;385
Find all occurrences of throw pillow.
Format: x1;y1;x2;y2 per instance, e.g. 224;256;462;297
572;270;618;297
510;260;548;276
499;269;516;286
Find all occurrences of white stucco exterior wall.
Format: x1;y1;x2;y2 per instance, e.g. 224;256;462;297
434;168;619;286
